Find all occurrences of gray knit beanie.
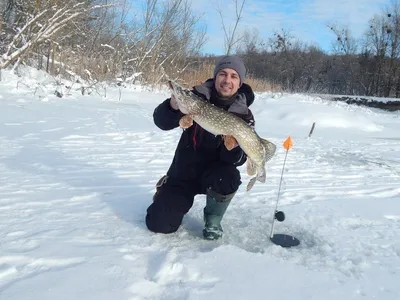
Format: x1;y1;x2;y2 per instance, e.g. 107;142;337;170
213;55;246;86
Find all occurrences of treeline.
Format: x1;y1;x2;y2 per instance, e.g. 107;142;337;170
0;0;206;84
237;1;400;98
2;0;400;99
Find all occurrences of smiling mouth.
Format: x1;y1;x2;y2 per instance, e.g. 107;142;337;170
220;85;231;91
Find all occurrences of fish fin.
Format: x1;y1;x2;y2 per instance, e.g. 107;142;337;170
256;167;266;183
179;115;193;128
246;158;257;176
246;177;257;191
260;138;276;162
247;167;266;191
223;135;238;151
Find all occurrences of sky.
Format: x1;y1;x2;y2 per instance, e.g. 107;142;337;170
190;0;390;55
0;66;399;299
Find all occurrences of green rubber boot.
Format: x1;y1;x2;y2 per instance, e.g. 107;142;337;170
203;189;235;240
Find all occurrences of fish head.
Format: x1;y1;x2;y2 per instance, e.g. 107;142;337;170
169;81;201;114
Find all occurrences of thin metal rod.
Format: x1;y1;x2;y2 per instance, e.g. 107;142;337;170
270;150;289;238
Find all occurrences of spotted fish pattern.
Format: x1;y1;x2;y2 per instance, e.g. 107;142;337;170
168;80;277;191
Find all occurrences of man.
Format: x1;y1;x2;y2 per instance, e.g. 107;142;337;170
145;55;255;240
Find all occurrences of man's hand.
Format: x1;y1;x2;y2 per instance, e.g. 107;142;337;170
223;135;239;150
170;95;179;110
179;115;193;128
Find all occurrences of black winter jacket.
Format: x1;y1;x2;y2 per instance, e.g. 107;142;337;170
153;79;255;182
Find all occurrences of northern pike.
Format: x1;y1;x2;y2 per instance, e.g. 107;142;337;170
168;80;276;191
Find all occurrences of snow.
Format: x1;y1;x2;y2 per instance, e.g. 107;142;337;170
0;67;399;300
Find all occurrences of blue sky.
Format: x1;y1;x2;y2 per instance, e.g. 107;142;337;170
189;0;389;55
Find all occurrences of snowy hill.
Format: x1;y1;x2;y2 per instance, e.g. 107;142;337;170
0;68;399;300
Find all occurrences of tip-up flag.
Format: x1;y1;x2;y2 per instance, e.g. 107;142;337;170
283;136;293;151
269;135;300;247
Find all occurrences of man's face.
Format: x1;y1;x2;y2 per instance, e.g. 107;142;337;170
214;68;241;98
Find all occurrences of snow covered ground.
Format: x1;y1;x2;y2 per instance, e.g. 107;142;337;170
1;68;399;300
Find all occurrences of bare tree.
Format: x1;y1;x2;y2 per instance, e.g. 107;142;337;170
215;0;246;55
360;0;400;97
119;0;206;84
0;1;111;72
328;24;358;54
236;28;261;55
327;24;360;94
0;0;207;86
383;1;400;96
363;15;391;95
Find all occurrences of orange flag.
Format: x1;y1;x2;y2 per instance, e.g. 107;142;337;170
283;136;293;151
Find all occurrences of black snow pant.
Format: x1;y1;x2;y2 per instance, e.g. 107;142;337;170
145;164;241;234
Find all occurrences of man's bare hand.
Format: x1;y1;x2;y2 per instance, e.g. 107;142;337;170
223;135;239;150
179;115;193;128
170;95;179;110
